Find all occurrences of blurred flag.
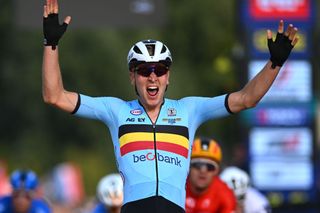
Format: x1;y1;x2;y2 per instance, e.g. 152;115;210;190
0;160;11;196
43;162;85;207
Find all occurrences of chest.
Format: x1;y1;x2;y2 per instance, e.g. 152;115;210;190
186;192;221;213
116;103;190;158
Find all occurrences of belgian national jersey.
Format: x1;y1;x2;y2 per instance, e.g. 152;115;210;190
74;94;231;210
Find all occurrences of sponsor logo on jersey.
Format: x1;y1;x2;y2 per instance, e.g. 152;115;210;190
118;124;189;158
130;109;143;115
126;117;146;122
186;197;196;209
167;108;177;116
133;152;182;167
162;118;181;124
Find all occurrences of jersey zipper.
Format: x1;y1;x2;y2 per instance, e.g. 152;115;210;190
152;123;159;195
139;100;164;196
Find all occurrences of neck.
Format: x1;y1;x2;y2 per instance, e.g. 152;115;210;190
190;182;207;196
139;99;164;124
146;107;161;124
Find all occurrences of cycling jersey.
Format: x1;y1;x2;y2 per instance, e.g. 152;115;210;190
185;176;236;213
0;196;51;213
74;94;231;210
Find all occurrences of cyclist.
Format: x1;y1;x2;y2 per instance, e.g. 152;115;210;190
186;137;236;213
91;173;123;213
0;169;51;213
220;166;271;213
41;0;298;212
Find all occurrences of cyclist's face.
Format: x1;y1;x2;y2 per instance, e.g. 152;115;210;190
12;190;33;213
130;64;170;111
189;158;219;192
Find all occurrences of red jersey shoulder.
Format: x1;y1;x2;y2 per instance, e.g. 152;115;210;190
186;177;236;213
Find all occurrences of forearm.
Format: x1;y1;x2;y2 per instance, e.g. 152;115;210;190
228;20;298;113
228;61;280;113
241;60;280;106
42;46;78;112
42;46;64;103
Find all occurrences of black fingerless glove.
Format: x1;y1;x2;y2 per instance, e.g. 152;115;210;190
43;14;68;50
267;32;294;69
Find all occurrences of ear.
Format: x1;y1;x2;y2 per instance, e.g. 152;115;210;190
166;70;170;85
129;71;135;85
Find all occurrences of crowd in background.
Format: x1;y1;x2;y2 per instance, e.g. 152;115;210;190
0;137;272;213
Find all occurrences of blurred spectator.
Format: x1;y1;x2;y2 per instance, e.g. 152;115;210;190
220;166;271;213
42;162;85;213
0;169;51;213
91;173;123;213
186;137;237;213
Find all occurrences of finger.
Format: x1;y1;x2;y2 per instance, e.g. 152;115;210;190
284;24;293;37
43;5;48;18
288;27;298;41
47;0;52;14
291;37;299;46
267;29;272;40
53;0;59;14
64;16;72;25
278;20;284;33
45;0;49;8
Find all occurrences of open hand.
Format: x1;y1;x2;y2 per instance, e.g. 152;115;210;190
267;20;299;69
43;0;71;50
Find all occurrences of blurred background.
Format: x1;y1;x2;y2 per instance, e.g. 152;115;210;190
0;0;319;212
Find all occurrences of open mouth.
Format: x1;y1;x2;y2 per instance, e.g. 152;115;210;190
147;86;159;96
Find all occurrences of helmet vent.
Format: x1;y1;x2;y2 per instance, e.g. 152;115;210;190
200;138;210;150
133;45;142;54
231;178;237;189
146;44;155;56
161;45;167;53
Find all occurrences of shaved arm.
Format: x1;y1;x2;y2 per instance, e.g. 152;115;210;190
227;20;298;113
42;0;77;113
42;47;78;113
228;61;279;113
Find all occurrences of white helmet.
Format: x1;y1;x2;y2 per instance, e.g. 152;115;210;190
97;173;124;207
127;39;172;69
220;166;250;201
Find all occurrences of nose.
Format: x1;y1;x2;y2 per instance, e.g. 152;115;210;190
148;71;157;81
198;164;211;172
199;165;207;172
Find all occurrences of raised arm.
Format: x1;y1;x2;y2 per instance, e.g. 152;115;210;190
42;0;78;113
228;20;298;113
